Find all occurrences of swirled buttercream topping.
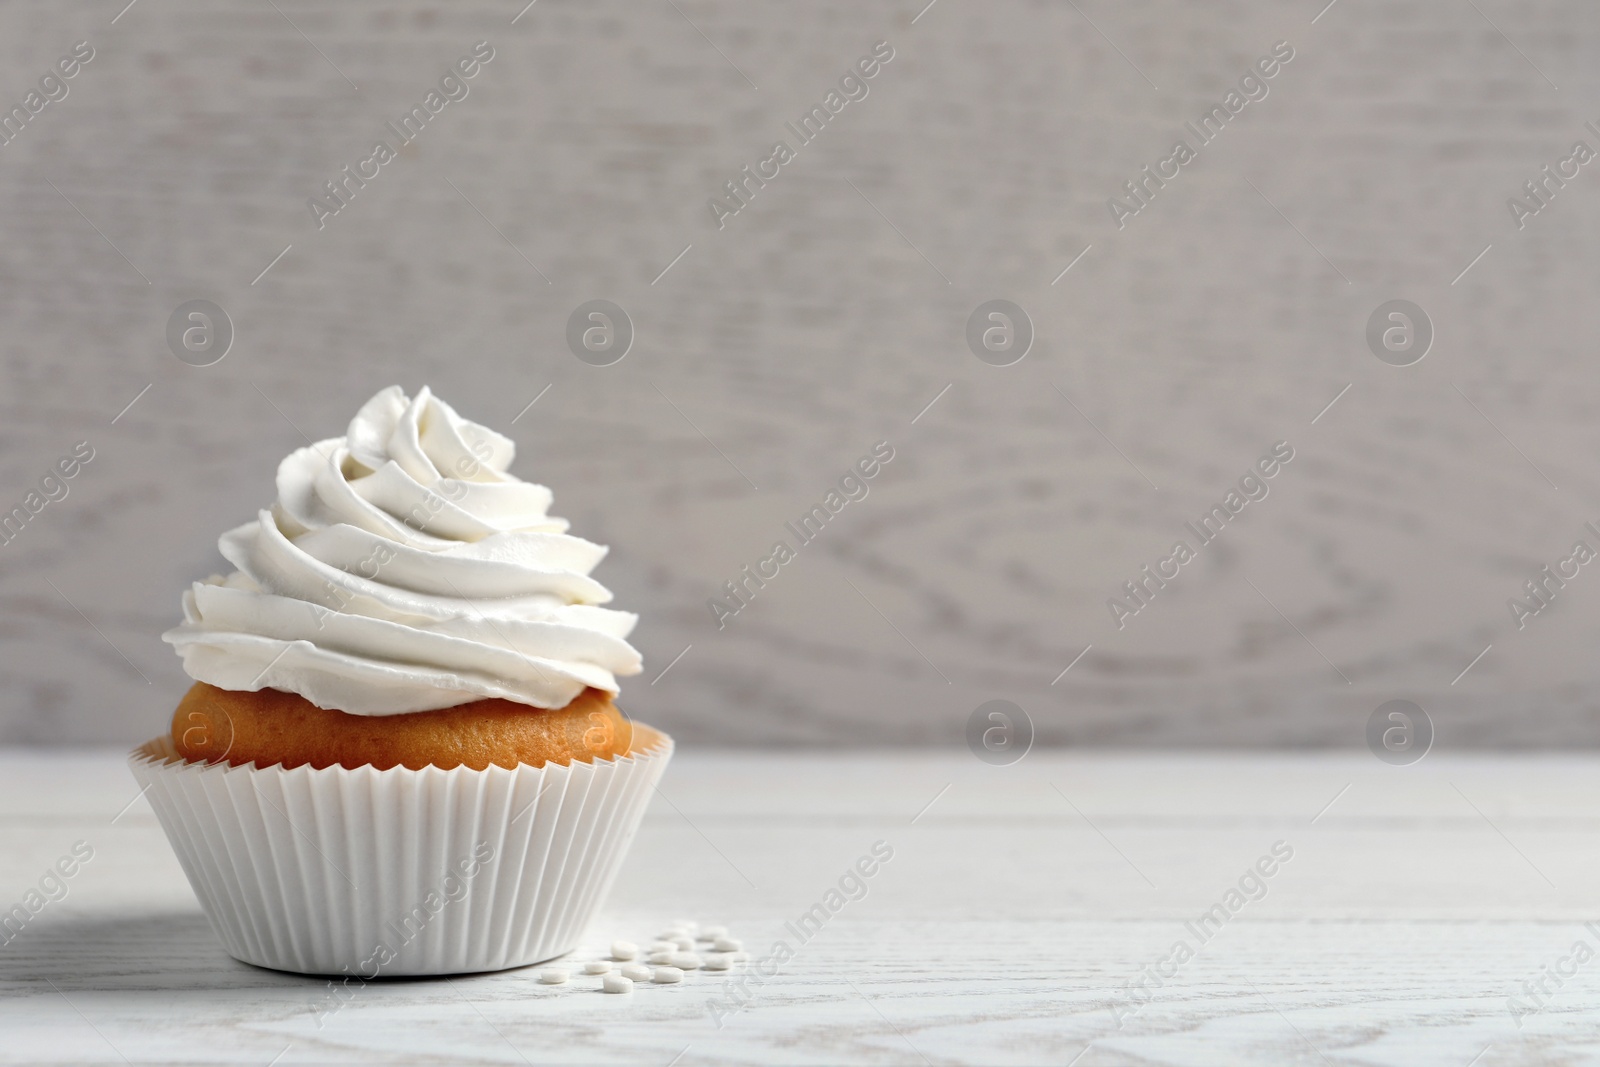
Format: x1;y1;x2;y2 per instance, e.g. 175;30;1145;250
163;385;642;715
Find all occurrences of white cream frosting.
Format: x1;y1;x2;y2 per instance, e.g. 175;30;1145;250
163;386;642;715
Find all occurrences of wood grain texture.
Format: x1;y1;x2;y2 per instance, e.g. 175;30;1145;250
5;748;1600;1065
1;2;1599;745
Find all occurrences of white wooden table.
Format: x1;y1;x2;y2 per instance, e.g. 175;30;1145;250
2;747;1598;1065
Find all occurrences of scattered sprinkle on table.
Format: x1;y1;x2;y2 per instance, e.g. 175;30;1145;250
537;924;743;992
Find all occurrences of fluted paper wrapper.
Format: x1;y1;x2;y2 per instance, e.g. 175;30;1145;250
128;725;671;976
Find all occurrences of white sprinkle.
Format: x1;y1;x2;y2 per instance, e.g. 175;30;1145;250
713;937;742;952
539;969;569;985
611;940;639;961
584;961;612;975
672;952;702;970
702;954;731;971
602;974;634;994
621;963;653;981
699;925;728;940
672;935;694;951
653;966;684;984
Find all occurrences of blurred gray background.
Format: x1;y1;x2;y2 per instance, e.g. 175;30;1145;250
3;0;1598;748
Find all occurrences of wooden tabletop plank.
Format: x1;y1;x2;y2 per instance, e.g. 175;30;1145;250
2;749;1597;1064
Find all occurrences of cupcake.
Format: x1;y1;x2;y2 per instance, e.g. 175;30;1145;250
130;385;671;977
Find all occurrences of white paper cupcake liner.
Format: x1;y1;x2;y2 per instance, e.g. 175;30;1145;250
128;725;672;977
